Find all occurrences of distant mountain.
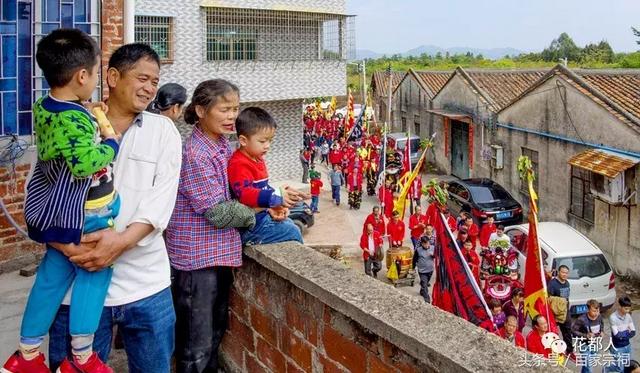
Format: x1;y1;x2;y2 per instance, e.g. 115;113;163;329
354;49;384;60
356;45;525;60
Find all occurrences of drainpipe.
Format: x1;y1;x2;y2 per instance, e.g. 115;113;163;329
123;0;136;44
496;122;640;159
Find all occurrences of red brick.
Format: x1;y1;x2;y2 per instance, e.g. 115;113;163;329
220;334;244;369
285;302;305;333
229;292;249;322
322;326;366;373
245;353;269;373
0;228;17;238
355;327;381;355
256;337;287;373
323;305;333;324
382;340;418;373
369;354;396;373
0;243;17;261
16;179;25;193
287;360;306;373
281;327;312;372
15;164;30;172
306;318;318;347
251;305;278;347
228;311;254;352
317;354;345;373
255;282;270;311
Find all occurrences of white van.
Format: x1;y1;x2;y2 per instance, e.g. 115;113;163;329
505;222;616;315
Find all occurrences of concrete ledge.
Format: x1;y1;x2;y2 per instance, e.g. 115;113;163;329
0;252;43;275
245;242;569;372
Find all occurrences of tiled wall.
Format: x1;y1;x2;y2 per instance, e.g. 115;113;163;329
0;0;99;135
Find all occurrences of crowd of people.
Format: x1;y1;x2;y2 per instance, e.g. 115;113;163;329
2;29;308;373
358;186;637;371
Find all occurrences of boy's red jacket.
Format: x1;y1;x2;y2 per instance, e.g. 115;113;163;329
465;223;480;244
360;231;383;260
387;219;405;243
409;213;427;239
228;150;281;208
479;223;496;247
310;179;323;196
363;213;386;235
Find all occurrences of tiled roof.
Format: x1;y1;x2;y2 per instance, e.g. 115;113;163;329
414;71;453;99
568;148;640;179
577;71;640;124
371;71;404;98
464;70;547;111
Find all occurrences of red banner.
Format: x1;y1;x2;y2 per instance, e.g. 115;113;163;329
432;211;495;331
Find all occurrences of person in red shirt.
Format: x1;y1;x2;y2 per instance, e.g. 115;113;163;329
309;174;323;213
360;223;383;278
462;239;480;284
328;144;342;166
347;158;363;210
363;206;386;236
526;315;551;357
408;176;423;209
463;216;480;248
408;205;427;250
498;316;526;348
443;209;458;233
378;180;395;219
479;215;496;249
387;211;405;248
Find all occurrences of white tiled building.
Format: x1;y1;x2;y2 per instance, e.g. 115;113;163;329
134;0;354;180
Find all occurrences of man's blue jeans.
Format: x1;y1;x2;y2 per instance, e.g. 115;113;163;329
241;214;303;245
48;287;175;373
331;185;340;204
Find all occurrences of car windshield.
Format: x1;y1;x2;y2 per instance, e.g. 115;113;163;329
553;254;611;279
395;139;421;152
468;185;511;203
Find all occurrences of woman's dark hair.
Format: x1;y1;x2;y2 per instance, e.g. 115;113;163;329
108;43;160;74
183;79;240;125
36;28;101;88
147;83;187;113
235;107;277;137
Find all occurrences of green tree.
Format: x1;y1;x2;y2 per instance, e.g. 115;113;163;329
633;27;640;46
541;32;581;62
582;40;614;64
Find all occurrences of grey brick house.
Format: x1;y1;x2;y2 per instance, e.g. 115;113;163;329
134;0;354;180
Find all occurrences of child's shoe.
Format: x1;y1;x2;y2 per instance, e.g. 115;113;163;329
57;353;113;373
1;351;49;373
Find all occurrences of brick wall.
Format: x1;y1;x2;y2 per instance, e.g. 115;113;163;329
221;257;431;373
0;156;42;269
101;0;125;98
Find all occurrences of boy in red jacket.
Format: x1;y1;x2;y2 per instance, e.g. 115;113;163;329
229;107;307;245
387;211;405;248
309;173;323;213
378;180;395;219
462;216;480;248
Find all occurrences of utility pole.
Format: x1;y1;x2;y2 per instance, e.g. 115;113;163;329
361;60;366;106
386;64;392;129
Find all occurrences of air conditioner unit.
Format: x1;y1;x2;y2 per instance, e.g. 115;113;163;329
590;172;624;204
490;145;503;170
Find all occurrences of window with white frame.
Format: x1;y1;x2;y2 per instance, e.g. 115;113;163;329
203;7;354;62
135;15;174;63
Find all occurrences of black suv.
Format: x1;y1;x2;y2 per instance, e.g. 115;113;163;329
446;178;523;226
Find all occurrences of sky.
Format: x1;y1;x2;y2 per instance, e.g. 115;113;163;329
347;0;640;54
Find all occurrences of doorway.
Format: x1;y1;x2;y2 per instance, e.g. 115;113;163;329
450;120;469;179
